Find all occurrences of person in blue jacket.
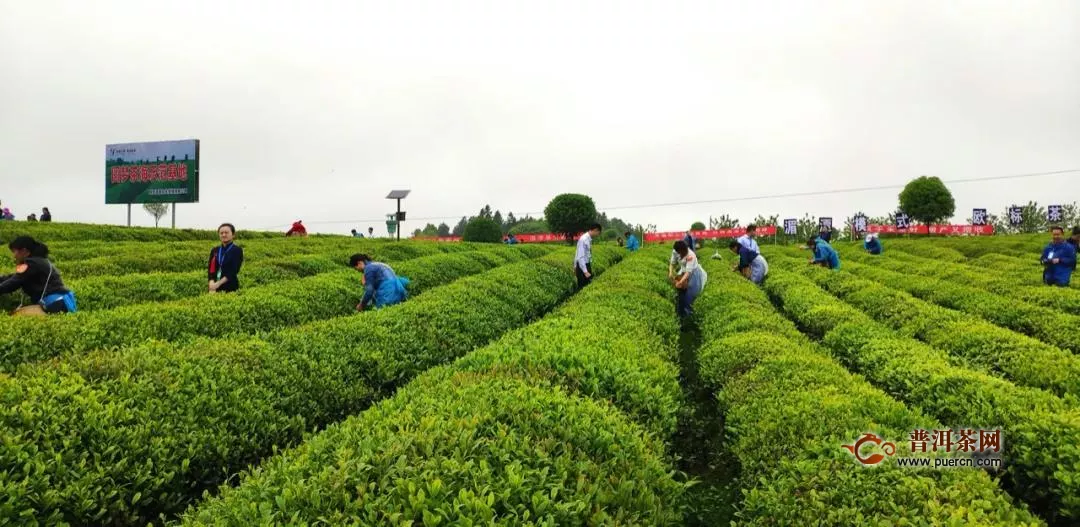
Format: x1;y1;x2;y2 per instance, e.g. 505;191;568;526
504;234;518;245
863;232;883;255
350;253;411;310
1041;226;1077;287
624;231;640;251
808;235;841;270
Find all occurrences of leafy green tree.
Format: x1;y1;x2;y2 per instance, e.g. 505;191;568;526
899;175;955;224
751;214;779;230
462;217;503;243
795;213;820;242
690;221;706;231
421;223;439;236
451;217;467;236
996;201;1048;234
437;223;451;237
509;220;548;235
544;193;598;239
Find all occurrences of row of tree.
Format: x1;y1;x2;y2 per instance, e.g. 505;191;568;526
412;198;644;242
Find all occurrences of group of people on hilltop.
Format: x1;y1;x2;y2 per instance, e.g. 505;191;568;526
4;219;1075;319
0;202;51;222
0;220;414;317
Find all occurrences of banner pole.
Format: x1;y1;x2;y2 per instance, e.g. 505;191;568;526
171;203;176;229
127;204;131;227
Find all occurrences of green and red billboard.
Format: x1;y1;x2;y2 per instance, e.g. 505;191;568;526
105;139;199;204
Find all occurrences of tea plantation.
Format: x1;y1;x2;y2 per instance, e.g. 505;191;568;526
0;222;1076;526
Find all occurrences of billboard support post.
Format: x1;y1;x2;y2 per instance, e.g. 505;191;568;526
127;204;131;227
171;203;176;229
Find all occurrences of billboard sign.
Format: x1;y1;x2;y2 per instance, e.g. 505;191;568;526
105;139;199;204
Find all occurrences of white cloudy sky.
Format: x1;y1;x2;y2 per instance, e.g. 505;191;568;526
2;0;1078;234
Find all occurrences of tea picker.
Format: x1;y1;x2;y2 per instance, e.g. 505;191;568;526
350;253;411;310
0;236;77;316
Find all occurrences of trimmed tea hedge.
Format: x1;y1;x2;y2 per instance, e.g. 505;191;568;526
176;251;689;526
766;251;1080;399
823;253;1080;352
0;221;284;242
0;257;592;525
49;239;472;279
845;247;1080;313
693;259;1044;525
0;248;535;371
763;265;1080;523
0;254;347;313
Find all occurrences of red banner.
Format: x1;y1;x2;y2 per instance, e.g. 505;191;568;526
865;224;994;235
644;226;777;242
423;234;578;243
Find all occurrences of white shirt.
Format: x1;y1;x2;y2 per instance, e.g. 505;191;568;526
575;232;593;272
737;234;760;254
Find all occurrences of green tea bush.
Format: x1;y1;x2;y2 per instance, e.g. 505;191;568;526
767;253;1080;400
764;265;1080;523
0;257;589;525
0;248;530;371
693;259;1044;526
176;251;689;526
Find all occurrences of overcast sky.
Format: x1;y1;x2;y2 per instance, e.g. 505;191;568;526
2;0;1078;235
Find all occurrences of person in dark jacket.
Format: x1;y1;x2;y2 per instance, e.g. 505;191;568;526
0;236;76;314
862;232;883;255
40;207;51;222
208;223;244;293
1041;226;1076;287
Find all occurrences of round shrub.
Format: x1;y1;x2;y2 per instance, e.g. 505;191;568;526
462;217;503;243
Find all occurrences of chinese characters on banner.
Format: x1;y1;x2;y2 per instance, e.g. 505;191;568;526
644;226;778;242
1048;205;1064;223
908;428;1001;454
429;221;992;243
972;208;987;226
895;212;912;229
1009;206;1024;225
867;224;995;235
853;214;868;233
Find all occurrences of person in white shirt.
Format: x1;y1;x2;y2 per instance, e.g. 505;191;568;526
736;224;760;253
669;240;708;319
574;223;602;290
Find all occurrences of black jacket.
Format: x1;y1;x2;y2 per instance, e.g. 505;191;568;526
207;243;244;292
0;257;70;303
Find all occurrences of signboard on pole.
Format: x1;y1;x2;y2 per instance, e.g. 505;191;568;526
895;211;912;229
972;208;988;226
852;214;868;233
1009;206;1024;226
1048;205;1064;223
105;139;199;204
783;218;797;235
